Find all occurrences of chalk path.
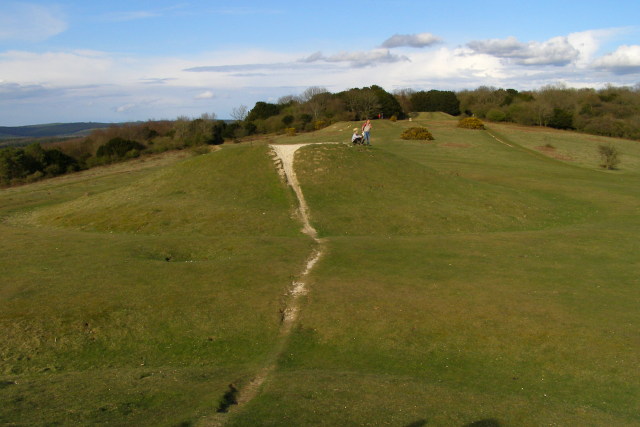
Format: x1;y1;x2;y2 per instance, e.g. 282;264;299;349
199;143;333;425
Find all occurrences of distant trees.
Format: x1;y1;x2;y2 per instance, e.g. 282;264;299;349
230;105;248;122
96;137;146;160
0;143;78;185
174;116;225;146
339;87;380;120
246;102;280;121
457;85;640;139
301;86;330;120
410;90;460;116
5;81;640;187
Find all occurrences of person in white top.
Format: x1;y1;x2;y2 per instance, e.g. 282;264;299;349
351;127;363;144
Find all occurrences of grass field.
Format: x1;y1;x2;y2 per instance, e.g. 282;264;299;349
1;115;639;426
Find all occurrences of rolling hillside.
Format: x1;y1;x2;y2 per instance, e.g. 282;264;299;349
1;116;639;426
0;122;115;140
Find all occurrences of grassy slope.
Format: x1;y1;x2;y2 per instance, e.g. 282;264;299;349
228;116;640;425
0;145;313;425
1;117;639;425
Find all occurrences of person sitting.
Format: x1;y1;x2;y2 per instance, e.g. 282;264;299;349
351;128;363;144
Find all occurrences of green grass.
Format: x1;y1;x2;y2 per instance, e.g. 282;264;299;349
230;117;640;425
0;145;313;425
2;118;639;425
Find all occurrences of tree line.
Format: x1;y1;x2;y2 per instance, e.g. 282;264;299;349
2;83;639;186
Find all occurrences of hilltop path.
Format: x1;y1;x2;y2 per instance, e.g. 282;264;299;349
200;143;332;426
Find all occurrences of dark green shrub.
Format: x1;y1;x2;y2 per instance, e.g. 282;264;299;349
486;109;506;122
246;102;280;121
458;117;485;129
401;127;434;141
282;115;294;126
96;137;146;159
298;114;312;124
548;108;574;130
410;90;460;115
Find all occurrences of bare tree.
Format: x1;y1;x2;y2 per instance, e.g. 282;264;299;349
277;94;301;105
393;88;415;114
230;105;248;122
302;86;330;120
200;112;217;121
301;86;328;102
342;88;380;120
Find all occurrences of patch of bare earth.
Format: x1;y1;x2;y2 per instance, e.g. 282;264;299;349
534;145;574;161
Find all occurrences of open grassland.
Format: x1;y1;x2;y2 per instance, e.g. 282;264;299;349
1;115;639;425
229;115;640;425
0;145;314;425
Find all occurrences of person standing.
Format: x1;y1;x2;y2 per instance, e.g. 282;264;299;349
361;119;372;146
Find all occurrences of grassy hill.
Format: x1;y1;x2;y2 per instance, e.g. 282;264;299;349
0;122;114;140
1;116;639;425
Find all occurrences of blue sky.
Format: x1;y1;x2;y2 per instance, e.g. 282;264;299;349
1;0;639;126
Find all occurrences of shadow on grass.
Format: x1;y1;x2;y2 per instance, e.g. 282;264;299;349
216;383;238;413
404;420;427;427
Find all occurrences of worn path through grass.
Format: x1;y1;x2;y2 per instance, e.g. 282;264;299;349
226;118;640;426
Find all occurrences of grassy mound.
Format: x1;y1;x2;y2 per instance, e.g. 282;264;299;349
19;145;299;237
295;144;594;237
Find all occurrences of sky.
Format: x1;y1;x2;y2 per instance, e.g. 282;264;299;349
1;0;640;126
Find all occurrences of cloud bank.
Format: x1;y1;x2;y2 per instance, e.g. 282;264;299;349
1;28;639;125
467;35;580;66
0;2;67;42
593;45;640;74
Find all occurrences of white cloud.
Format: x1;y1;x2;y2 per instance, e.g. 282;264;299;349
0;2;67;42
381;33;442;49
2;28;640;125
115;104;136;113
566;29;619;66
195;90;215;99
467;35;580;66
0;50;120;85
103;10;161;22
300;48;409;67
593;45;640;74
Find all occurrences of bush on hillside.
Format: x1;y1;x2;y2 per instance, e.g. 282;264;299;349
486;108;506;122
96;137;146;159
458;117;485;130
598;144;620;170
401;127;434;141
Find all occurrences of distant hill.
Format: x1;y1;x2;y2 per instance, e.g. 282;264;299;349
0;122;115;140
